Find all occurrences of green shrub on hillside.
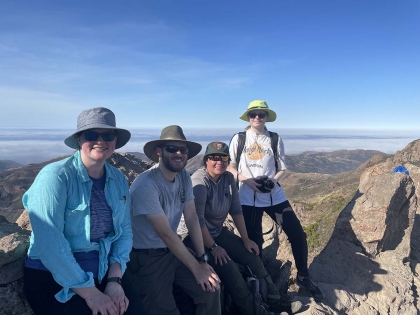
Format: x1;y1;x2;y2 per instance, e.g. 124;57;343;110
292;200;317;211
303;223;320;249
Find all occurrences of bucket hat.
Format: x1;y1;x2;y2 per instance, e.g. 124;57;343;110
204;142;229;157
64;107;131;149
143;125;202;162
239;100;277;122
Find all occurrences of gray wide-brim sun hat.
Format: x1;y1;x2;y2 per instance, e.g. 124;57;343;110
143;125;202;162
204;142;229;157
64;107;131;150
239;100;277;122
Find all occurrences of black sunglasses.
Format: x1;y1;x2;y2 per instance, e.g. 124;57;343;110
249;112;266;119
163;145;189;154
83;130;116;142
208;155;229;162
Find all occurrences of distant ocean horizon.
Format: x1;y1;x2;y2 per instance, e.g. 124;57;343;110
1;128;420;165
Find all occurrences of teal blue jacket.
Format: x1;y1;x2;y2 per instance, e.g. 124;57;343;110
23;151;132;302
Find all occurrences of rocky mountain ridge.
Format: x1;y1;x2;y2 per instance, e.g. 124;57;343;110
0;160;22;172
128;149;386;175
0;142;419;314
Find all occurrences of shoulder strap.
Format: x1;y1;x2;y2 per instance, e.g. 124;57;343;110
235;131;246;166
268;131;279;171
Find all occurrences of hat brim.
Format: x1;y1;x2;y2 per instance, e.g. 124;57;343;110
64;125;131;150
239;108;277;122
144;140;202;162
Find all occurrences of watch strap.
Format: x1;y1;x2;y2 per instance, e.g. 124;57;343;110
209;243;218;251
107;277;122;285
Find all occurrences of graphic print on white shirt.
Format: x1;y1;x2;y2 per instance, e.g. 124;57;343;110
229;129;288;207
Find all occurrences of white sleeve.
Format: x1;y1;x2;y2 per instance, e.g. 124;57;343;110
229;134;239;164
277;136;287;170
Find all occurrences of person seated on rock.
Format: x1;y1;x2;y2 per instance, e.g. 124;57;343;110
127;125;221;315
22;107;147;315
184;141;302;315
228;100;325;302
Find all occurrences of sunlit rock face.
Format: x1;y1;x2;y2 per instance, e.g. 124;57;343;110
0;215;32;315
307;161;419;315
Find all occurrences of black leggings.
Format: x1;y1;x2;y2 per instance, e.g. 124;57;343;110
242;200;309;277
24;267;148;315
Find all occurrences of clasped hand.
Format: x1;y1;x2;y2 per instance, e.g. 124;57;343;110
193;262;220;293
84;283;128;315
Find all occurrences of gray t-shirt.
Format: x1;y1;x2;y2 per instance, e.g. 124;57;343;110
191;168;242;238
130;164;194;249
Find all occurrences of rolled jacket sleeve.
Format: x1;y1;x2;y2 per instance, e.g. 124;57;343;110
23;170;94;302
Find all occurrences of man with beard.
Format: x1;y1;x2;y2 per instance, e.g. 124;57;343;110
127;125;221;315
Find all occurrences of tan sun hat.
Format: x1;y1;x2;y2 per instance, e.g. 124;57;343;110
239;100;277;122
143;125;202;162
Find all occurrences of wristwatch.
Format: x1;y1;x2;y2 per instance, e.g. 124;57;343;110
196;253;209;263
209;243;218;251
107;277;123;285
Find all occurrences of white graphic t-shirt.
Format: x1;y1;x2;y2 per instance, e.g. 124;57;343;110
229;129;288;207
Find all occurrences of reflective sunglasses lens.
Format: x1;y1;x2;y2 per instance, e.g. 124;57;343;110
84;131;115;141
249;113;266;119
209;155;229;162
165;145;188;154
84;131;99;141
101;133;116;141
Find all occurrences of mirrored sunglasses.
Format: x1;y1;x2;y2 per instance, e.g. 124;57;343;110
163;145;189;154
84;130;116;141
208;155;229;162
249;112;266;119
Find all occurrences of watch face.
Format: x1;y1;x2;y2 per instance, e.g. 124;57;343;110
198;254;209;262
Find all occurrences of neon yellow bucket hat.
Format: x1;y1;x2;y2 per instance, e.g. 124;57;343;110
239;100;277;122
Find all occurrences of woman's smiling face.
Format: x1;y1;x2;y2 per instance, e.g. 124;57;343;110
205;155;229;180
248;111;268;129
79;128;117;165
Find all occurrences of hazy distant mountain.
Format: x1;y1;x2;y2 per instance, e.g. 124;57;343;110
129;150;385;175
285;149;386;174
0;160;22;172
126;152;151;163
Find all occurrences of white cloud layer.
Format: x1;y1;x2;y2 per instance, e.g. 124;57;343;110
1;128;419;165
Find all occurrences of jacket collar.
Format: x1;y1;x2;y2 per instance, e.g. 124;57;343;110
73;150;115;182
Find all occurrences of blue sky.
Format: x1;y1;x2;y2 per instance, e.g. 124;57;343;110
0;0;419;129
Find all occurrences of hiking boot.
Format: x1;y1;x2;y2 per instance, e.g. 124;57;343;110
269;300;302;314
297;276;325;302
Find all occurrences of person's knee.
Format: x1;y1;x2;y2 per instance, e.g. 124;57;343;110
192;287;220;305
213;259;239;278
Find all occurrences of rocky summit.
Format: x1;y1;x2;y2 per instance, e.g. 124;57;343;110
0;143;419;315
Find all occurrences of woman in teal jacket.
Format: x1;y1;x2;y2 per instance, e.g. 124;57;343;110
23;107;146;315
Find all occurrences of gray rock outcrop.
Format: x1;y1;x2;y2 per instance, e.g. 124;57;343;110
0;215;32;315
304;161;420;314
